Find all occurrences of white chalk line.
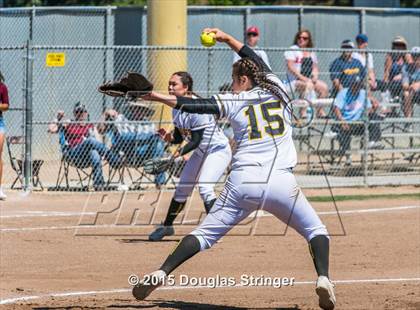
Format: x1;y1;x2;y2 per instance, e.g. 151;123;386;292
1;205;419;233
2;204;419;220
1;277;419;305
256;204;420;217
1;204;418;220
0;211;96;219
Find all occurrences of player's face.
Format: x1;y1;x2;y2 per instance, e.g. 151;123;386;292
168;75;189;96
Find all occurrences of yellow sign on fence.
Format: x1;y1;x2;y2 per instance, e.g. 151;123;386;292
46;53;66;67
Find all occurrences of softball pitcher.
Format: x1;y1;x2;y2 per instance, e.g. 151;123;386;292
148;71;232;241
133;29;335;309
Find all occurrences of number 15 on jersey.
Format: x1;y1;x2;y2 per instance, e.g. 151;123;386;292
245;100;286;140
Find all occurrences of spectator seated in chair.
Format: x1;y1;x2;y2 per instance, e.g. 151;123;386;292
284;29;328;118
98;104;166;188
404;46;420;131
332;77;385;165
377;36;413;117
329;39;366;97
48;102;121;191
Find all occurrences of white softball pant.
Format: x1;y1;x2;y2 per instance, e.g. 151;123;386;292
174;144;232;204
191;166;328;250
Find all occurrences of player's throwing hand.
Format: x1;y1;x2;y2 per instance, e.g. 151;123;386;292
202;28;230;42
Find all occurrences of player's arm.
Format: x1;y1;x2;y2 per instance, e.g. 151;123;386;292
142;92;220;116
174;129;204;158
202;27;272;73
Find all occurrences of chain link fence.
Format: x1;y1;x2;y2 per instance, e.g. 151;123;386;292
1;45;419;191
1;6;419;48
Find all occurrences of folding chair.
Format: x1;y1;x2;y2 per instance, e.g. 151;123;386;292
107;130;174;190
104;104;178;190
6;136;44;190
112;134;156;190
53;130;92;191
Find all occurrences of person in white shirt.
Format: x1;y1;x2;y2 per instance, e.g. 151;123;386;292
352;34;377;90
233;26;271;70
284;29;328;118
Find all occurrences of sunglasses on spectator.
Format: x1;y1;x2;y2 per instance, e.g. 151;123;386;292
298;36;309;41
247;32;258;37
393;42;406;48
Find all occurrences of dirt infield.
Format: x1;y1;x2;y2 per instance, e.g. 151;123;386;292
0;187;419;309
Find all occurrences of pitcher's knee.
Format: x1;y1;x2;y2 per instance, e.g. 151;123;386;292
306;225;329;242
190;229;219;251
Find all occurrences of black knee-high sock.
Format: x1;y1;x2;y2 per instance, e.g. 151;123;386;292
309;235;330;278
163;198;186;227
204;198;216;214
160;234;201;275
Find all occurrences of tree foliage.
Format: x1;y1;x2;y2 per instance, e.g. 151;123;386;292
3;0;418;8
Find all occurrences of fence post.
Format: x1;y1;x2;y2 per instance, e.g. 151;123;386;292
30;5;35;41
24;40;34;192
362;66;369;187
298;6;304;31
102;6;113;112
244;8;250;42
360;9;366;34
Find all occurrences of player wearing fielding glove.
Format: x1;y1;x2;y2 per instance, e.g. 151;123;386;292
98;71;232;241
132;28;335;310
148;71;232;241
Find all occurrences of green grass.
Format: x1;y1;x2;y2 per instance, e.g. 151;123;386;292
308;192;420;203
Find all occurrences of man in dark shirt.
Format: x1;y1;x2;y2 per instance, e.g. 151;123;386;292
330;40;366;95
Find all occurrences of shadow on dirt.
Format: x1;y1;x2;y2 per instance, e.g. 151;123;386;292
107;299;302;309
117;238;181;243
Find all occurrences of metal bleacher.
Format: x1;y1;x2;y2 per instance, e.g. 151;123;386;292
293;96;420;180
